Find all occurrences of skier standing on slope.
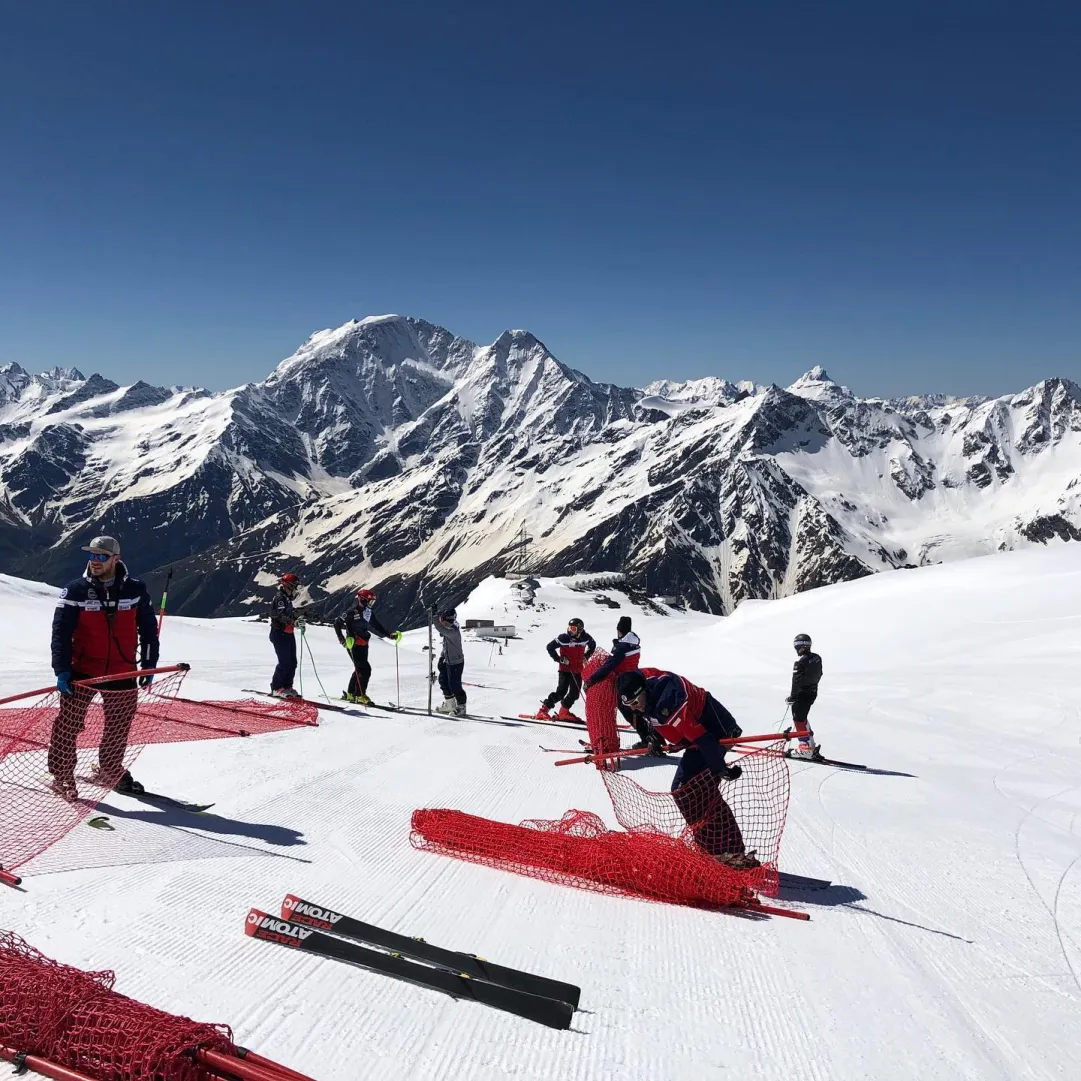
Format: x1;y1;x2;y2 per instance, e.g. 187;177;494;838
533;617;596;722
48;535;159;799
269;573;302;698
582;615;640;688
616;668;757;869
431;608;467;716
334;589;401;705
787;632;823;759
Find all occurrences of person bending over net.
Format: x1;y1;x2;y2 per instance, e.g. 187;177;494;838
616;668;758;870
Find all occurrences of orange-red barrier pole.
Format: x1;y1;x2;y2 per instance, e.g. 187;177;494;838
198;1047;321;1081
0;665;191;707
554;730;787;766
0;1044;97;1081
0;867;21;887
236;1046;321;1081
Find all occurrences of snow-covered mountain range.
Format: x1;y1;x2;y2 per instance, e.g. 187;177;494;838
2;314;1080;623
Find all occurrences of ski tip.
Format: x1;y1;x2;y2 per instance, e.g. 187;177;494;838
282;893;302;919
245;907;270;936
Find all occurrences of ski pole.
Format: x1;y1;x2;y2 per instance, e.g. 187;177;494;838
395;639;401;709
302;632;331;702
297;625;305;698
156;567;173;635
427;609;434;716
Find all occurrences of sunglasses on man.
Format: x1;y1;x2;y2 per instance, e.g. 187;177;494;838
87;552;114;563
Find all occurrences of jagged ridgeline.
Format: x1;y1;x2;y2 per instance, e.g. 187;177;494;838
2;316;1080;627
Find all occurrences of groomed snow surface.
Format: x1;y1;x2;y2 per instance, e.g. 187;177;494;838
2;547;1080;1080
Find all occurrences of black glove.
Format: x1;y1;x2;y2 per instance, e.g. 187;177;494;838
720;762;742;781
785;695;794;703
632;732;666;757
138;672;154;689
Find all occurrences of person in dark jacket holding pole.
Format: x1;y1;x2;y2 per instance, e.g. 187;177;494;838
334;589;401;705
269;573;301;698
616;667;757;869
49;535;159;800
786;633;823;759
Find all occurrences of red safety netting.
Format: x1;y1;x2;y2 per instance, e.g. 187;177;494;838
0;674;316;874
0;928;235;1081
410;738;791;908
582;650;622;766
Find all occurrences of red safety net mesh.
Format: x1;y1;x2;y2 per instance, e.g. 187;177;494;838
0;674;317;873
582;650;626;767
411;739;790;907
0;928;234;1081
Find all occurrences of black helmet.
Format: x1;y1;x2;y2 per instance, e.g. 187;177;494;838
617;670;647;704
616;615;632;635
794;633;812;650
568;617;584;633
439;608;457;623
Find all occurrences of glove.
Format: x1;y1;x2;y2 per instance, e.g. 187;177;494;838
393;630;403;644
631;732;666;757
138;672;154;689
345;636;355;650
56;672;74;696
721;762;743;781
785;695;794;704
583;677;595;690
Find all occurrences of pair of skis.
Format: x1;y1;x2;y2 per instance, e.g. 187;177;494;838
246;894;578;1029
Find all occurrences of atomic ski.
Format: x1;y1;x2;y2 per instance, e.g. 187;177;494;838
246;909;574;1029
504;715;634;733
134;790;215;813
281;894;580;1006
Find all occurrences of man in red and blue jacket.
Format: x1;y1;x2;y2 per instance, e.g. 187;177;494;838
536;617;597;720
48;535;159;799
616;667;756;868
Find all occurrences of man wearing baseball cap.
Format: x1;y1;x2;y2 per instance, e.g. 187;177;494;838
48;535;159;800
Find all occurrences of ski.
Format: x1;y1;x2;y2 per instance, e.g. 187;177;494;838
785;750;868;771
246;909;574;1029
504;715;634;733
241;690;368;716
777;872;832;891
281;894;580;1007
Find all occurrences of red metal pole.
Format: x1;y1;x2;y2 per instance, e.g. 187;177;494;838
198;1048;320;1081
0;665;190;707
0;1044;98;1081
741;900;810;921
555;730;787;766
236;1047;321;1081
0;867;22;888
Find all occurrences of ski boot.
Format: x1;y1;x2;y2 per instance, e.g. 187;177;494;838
49;775;78;803
533;703;552;720
453;701;467;717
113;770;145;796
435;697;458;715
717;850;761;871
555;706;584;724
271;687;300;699
788;741;819;760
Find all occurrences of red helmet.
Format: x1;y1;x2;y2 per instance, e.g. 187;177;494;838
280;573;299;586
357;589;376;605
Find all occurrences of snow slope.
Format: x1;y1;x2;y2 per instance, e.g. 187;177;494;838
1;549;1080;1080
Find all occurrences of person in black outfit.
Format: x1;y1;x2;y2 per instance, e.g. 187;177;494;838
334;588;401;704
787;632;823;758
269;573;301;697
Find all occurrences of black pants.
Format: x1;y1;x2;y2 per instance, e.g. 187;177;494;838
544;670;582;710
438;659;466;706
346;642;371;696
791;690;817;737
270;628;297;691
48;675;137;784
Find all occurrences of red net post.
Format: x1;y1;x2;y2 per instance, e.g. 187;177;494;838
582;651;620;769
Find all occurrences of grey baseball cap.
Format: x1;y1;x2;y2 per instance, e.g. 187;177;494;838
81;535;121;555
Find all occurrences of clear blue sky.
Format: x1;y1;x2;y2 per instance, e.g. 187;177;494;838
1;1;1078;398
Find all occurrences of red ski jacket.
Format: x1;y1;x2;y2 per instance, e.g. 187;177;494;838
51;562;159;678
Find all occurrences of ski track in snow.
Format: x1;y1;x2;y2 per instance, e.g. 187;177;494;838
2;551;1081;1079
